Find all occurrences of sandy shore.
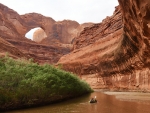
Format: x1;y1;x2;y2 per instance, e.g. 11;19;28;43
103;91;150;104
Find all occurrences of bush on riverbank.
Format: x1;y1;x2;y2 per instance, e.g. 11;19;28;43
0;56;93;111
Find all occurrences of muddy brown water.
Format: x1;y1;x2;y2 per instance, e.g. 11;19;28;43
6;91;150;113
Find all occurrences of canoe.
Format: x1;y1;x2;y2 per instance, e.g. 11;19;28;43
89;100;97;103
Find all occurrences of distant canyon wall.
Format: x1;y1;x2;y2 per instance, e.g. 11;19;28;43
33;21;93;45
0;3;92;64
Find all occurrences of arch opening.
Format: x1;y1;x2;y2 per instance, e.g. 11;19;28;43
25;27;47;43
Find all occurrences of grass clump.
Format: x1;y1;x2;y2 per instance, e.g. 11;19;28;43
0;56;93;111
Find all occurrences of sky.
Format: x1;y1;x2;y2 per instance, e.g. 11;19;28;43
0;0;119;39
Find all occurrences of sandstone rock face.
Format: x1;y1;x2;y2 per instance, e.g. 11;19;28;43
37;21;93;45
1;1;150;92
21;13;55;39
53;20;79;44
0;3;91;64
0;3;62;64
76;22;93;37
0;3;55;41
73;6;122;50
40;20;79;45
82;68;150;91
0;3;26;40
0;37;27;58
33;29;47;42
118;0;150;67
58;6;123;74
58;1;150;92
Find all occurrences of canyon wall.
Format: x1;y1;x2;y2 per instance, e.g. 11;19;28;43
0;3;92;64
58;6;123;75
33;21;93;45
58;1;150;92
73;6;122;50
0;1;150;92
0;3;64;64
0;37;27;58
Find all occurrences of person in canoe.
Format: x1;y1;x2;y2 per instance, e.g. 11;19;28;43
89;96;97;103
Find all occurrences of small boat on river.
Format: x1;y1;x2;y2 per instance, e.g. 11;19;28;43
89;96;97;103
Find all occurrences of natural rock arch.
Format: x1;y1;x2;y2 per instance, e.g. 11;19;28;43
0;4;87;45
25;27;47;42
21;13;56;38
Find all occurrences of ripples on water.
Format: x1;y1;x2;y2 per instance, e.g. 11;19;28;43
7;91;150;113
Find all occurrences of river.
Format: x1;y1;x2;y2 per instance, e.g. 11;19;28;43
7;91;150;113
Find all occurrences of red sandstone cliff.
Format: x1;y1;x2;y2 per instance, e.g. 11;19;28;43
58;6;123;75
0;37;27;58
0;3;91;64
58;1;150;92
0;1;150;92
73;6;122;50
33;21;93;45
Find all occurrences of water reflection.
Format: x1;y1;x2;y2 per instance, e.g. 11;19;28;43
7;91;150;113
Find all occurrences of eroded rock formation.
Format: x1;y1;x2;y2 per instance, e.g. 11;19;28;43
73;6;122;50
0;3;91;64
34;21;93;45
1;0;150;92
58;6;123;75
0;37;27;58
33;28;47;42
58;0;150;92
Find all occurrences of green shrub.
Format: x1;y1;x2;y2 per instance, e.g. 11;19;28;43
0;56;92;110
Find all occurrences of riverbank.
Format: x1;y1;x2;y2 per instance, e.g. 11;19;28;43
93;89;150;104
104;91;150;103
0;56;93;111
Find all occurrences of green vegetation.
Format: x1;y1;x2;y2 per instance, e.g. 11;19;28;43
0;56;93;110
